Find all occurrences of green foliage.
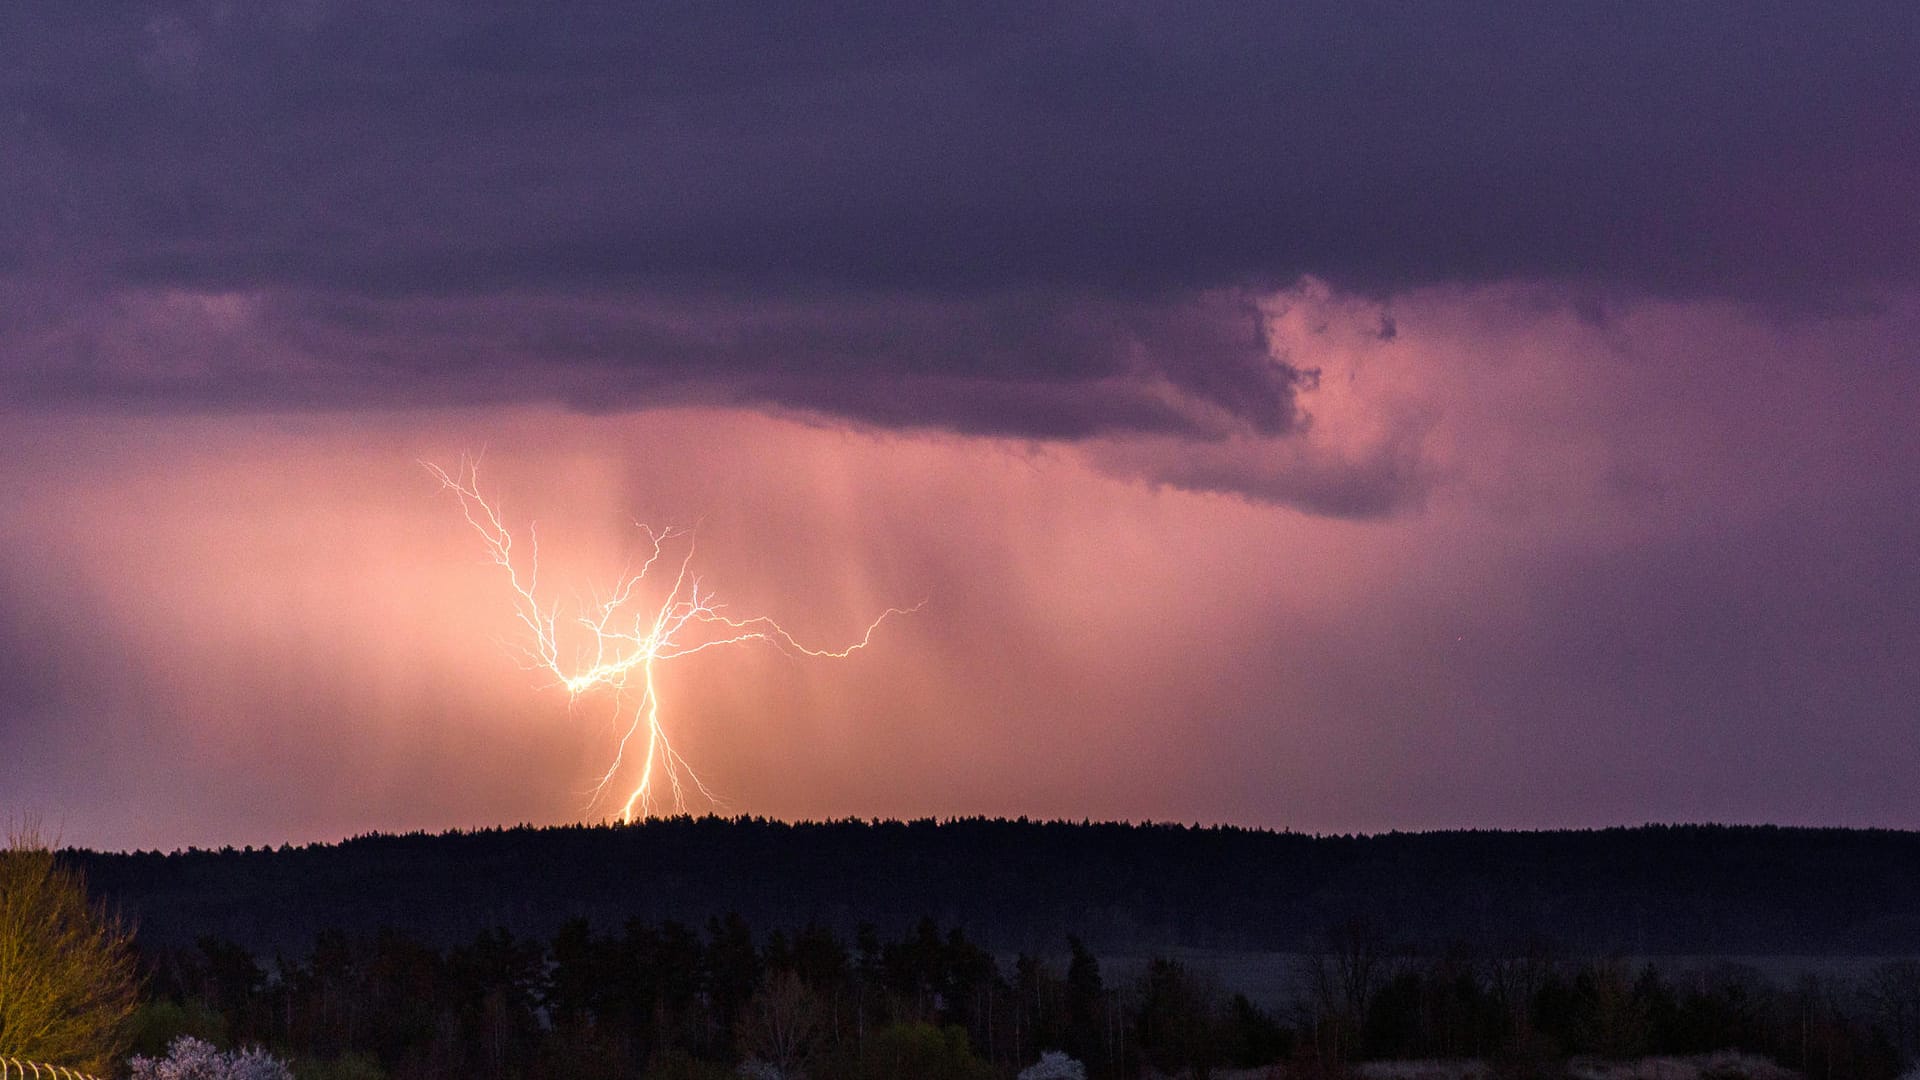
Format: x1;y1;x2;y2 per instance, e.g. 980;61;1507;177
851;1022;991;1080
128;997;230;1058
291;1051;386;1080
0;826;140;1074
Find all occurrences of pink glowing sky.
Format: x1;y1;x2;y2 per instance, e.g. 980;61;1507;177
5;283;1917;850
4;6;1920;848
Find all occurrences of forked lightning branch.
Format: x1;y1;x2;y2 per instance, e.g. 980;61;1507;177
427;457;915;821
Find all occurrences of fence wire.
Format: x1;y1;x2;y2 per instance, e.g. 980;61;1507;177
0;1057;106;1080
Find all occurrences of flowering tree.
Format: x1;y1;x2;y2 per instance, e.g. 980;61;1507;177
126;1037;293;1080
1017;1050;1088;1080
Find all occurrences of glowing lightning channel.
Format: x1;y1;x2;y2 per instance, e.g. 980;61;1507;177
426;456;916;822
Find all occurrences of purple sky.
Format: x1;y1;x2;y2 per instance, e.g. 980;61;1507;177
2;4;1917;850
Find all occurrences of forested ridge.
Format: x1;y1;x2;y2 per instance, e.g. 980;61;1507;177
75;818;1920;957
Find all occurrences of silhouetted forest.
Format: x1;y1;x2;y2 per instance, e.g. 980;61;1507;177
92;820;1920;1078
133;913;1920;1079
77;818;1920;957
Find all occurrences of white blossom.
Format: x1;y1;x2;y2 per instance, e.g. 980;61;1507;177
1017;1050;1087;1080
127;1036;294;1080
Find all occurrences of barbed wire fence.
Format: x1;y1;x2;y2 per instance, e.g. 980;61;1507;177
0;1057;106;1080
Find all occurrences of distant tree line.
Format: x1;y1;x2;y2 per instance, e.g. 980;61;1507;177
1291;918;1917;1079
133;914;1920;1080
79;819;1920;960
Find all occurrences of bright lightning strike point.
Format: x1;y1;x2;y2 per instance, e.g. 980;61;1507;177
426;456;917;823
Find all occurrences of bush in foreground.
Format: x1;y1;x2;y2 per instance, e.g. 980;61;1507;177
0;825;139;1074
128;1035;293;1080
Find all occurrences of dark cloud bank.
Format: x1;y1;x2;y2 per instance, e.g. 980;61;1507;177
7;4;1920;843
4;2;1919;501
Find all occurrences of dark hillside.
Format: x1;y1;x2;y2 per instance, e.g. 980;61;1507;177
77;818;1920;957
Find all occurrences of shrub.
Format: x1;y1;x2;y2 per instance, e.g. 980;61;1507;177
1017;1050;1088;1080
0;825;140;1073
127;1035;294;1080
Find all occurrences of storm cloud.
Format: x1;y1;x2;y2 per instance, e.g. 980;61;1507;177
6;4;1920;847
5;2;1918;507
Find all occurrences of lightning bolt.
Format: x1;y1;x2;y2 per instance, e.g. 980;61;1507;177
426;456;916;822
